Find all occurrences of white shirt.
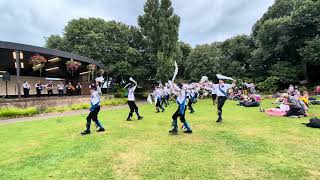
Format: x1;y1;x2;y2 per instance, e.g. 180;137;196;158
23;83;30;89
91;91;100;106
57;84;64;90
128;85;136;101
212;83;232;97
176;90;186;104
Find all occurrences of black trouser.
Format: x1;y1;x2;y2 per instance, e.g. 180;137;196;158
127;100;140;119
36;89;41;98
76;89;81;95
188;100;194;112
67;89;72;96
48;89;53;96
212;94;217;105
217;96;227;119
285;106;304;117
156;100;164;112
58;90;64;97
23;88;29;98
86;105;101;130
172;106;187;129
241;101;260;107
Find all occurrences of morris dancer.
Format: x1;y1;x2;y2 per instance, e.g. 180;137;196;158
187;87;197;113
202;75;235;122
81;84;105;135
125;77;143;121
169;82;192;134
154;86;165;113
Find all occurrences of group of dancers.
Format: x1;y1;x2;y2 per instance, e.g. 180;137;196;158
81;74;236;136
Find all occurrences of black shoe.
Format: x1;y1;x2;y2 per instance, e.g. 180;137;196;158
127;118;132;121
169;129;178;135
138;116;144;120
81;130;91;135
216;118;222;122
184;129;193;134
162;109;165;112
97;128;105;132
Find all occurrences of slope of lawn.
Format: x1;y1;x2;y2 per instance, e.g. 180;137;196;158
0;99;319;179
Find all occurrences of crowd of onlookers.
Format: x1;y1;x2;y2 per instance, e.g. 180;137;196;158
260;84;320;118
22;81;83;98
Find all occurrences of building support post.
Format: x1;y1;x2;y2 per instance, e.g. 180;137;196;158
15;50;21;99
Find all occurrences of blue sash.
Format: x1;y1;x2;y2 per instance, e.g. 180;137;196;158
218;85;227;97
176;98;186;115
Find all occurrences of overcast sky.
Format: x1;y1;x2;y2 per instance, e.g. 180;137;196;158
0;0;274;47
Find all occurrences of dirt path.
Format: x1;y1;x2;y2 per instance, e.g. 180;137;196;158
0;102;146;125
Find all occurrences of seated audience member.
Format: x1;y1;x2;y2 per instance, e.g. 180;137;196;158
284;93;306;117
261;93;290;116
300;91;309;107
238;94;260;107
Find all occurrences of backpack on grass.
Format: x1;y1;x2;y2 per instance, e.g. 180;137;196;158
304;118;320;128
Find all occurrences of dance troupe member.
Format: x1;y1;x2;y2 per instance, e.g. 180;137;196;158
125;77;143;121
169;82;193;134
153;85;165;113
81;84;105;135
187;85;199;113
201;75;235;122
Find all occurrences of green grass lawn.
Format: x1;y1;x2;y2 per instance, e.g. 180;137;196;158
0;99;319;180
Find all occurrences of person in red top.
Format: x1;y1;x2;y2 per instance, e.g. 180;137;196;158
314;85;320;95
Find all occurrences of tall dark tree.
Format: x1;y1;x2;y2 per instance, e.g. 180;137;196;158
138;0;180;82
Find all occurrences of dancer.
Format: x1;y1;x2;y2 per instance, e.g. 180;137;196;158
187;88;197;113
81;84;105;135
202;75;235;122
153;86;165;113
169;82;192;134
125;77;143;121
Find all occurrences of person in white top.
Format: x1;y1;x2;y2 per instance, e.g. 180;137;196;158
202;76;235;122
81;84;105;135
23;81;31;98
57;81;64;97
169;82;192;134
212;79;235;122
153;86;165;113
125;77;143;121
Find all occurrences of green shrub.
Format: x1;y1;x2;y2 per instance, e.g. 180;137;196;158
256;76;280;94
0;107;39;118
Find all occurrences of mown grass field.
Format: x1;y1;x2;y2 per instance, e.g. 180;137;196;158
0;99;319;180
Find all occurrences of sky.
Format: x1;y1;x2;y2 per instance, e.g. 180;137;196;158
0;0;274;47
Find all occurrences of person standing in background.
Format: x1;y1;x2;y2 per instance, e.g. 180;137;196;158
23;81;31;98
35;81;43;98
47;81;54;96
76;82;82;95
57;81;64;97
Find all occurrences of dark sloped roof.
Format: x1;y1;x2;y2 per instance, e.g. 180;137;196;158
0;41;105;68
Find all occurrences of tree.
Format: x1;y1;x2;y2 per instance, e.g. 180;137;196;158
184;43;222;82
138;0;180;82
252;0;320;83
45;35;64;50
45;18;151;83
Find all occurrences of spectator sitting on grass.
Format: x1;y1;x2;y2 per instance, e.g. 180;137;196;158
283;93;306;118
238;94;260;107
